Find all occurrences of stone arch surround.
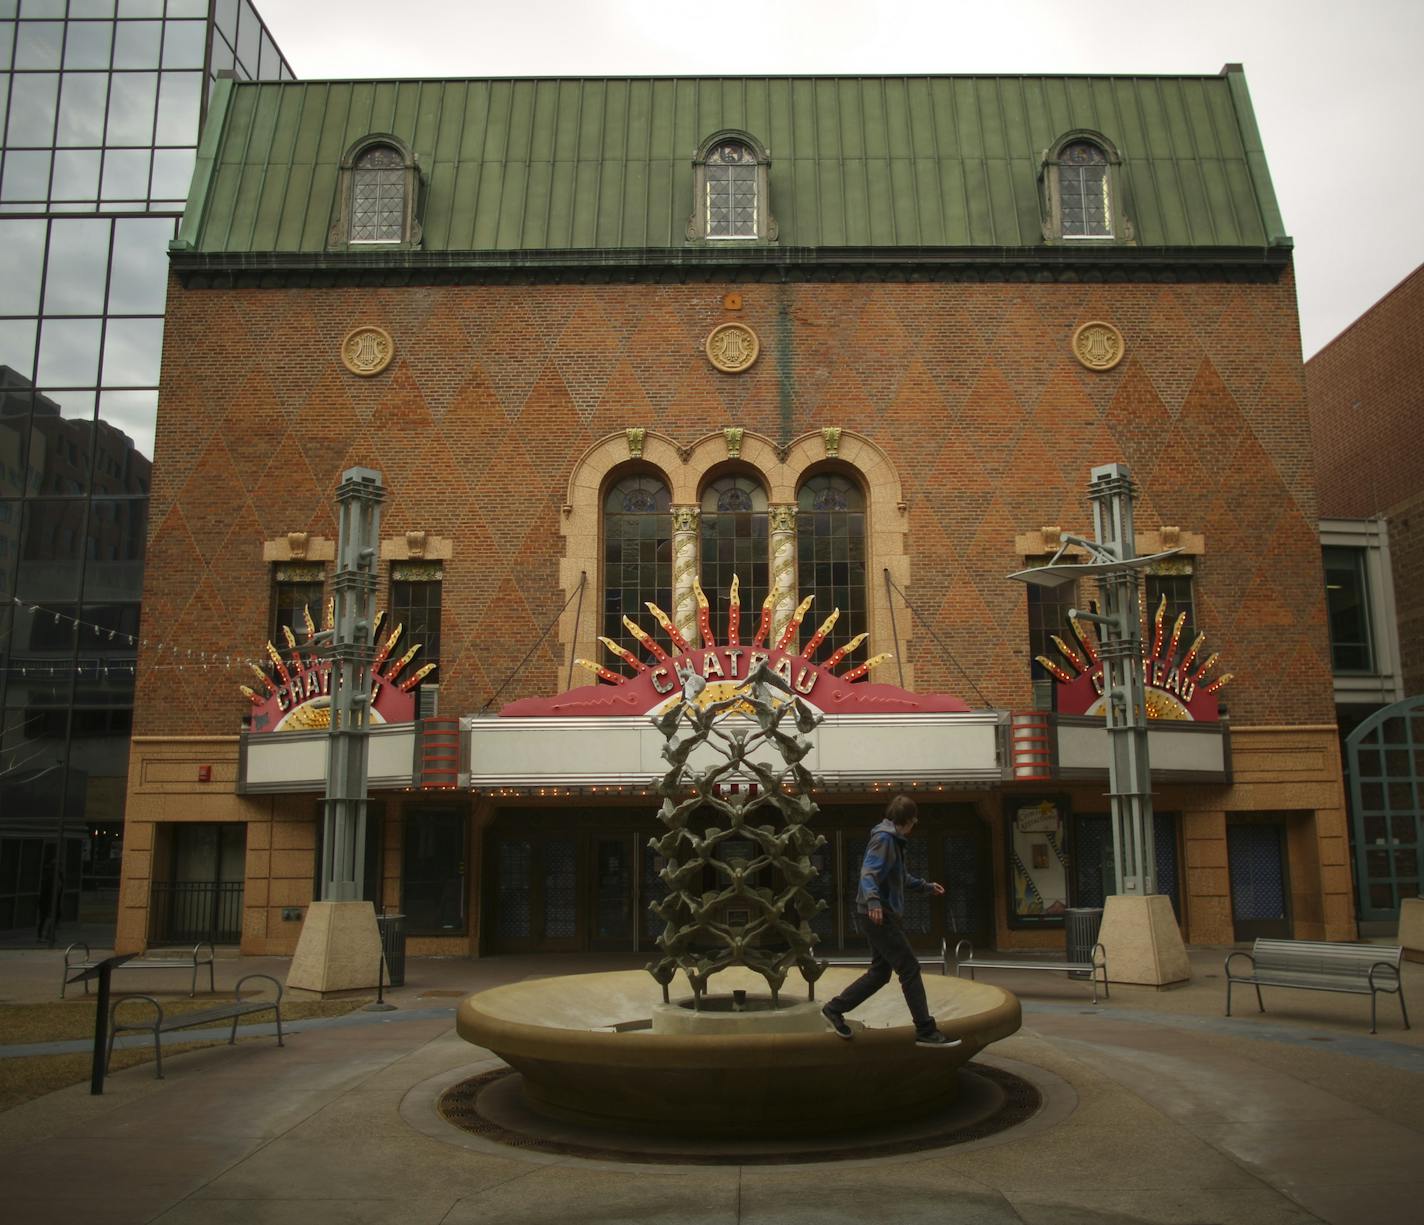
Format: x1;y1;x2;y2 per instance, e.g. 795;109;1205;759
559;428;913;689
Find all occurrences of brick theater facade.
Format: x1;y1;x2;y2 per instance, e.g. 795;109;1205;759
118;71;1353;958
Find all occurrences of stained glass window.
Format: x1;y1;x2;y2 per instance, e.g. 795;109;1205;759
796;474;866;665
350;145;405;243
1059;141;1111;238
705;141;758;239
603;475;671;662
700;475;768;642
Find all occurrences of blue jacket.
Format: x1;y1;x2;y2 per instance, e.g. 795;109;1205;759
855;819;928;916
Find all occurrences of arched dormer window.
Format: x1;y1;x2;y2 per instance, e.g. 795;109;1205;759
687;131;777;242
1041;132;1131;243
329;135;423;249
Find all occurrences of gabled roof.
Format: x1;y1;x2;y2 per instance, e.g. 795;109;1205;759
177;68;1288;260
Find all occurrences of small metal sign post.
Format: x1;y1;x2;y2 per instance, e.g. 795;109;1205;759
66;953;135;1094
1007;462;1179;898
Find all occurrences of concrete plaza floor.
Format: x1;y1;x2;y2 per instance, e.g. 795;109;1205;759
1;945;1421;1225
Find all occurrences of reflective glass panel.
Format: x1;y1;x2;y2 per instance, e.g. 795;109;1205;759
0;398;32;498
14;19;61;68
236;3;258;74
64;21;114;69
6;72;59;145
259;30;277;78
213;0;237;45
0;218;47;315
18;498;86;601
98;389;155;474
50;148;101;200
30;391;96;496
106;72;157;144
0;22;11;71
44;217;111;315
167;0;209;15
1;149;51;201
21;0;65;14
154;71;199;144
100;316;162;385
57;72;109;145
70;1;118;15
112;20;161;68
162;19;205;69
100;148;150;200
109;217;171;313
37;318;102;386
207;28;234;76
85;498;146;595
0;318;38;378
1324;545;1374;672
149;146;194;200
118;0;163;14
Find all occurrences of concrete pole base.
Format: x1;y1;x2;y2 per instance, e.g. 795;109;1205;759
286;900;382;994
1097;893;1191;987
1398;896;1424;963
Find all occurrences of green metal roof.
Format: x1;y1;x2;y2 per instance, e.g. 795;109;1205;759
178;68;1287;257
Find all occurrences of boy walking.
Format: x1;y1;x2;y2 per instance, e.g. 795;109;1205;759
822;795;959;1047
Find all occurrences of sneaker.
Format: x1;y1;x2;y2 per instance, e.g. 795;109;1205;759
822;1006;853;1040
915;1030;962;1048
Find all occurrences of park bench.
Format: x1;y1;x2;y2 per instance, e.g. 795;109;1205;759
105;973;285;1078
824;937;951;975
953;938;1110;1004
62;941;215;999
1224;939;1410;1034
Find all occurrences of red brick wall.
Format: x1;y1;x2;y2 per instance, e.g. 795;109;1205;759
1307;264;1424;519
139;270;1332;735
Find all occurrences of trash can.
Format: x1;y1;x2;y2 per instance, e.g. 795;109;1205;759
375;913;407;988
1064;906;1104;979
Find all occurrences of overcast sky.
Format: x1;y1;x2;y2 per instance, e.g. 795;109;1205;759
256;0;1423;359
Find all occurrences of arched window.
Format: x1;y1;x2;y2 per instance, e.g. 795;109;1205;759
700;474;768;643
330;135;423;249
796;474;867;664
351;145;406;243
687;132;777;242
1041;133;1128;242
603;474;672;661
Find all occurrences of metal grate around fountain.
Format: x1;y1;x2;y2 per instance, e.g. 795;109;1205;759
646;660;829;1007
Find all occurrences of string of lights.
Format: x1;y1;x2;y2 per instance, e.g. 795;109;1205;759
4;595;268;671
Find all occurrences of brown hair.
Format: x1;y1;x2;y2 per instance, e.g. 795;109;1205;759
886;794;918;828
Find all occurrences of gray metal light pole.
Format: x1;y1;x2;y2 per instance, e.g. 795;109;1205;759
1009;462;1178;898
321;467;384;902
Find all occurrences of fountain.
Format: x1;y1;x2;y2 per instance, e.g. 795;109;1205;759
457;658;1020;1138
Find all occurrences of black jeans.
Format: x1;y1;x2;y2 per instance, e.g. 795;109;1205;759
827;913;936;1037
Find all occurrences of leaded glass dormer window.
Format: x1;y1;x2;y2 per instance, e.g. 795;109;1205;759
1041;131;1130;244
351;145;405;243
330;134;423;250
688;131;777;242
1059;142;1111;238
706;141;758;239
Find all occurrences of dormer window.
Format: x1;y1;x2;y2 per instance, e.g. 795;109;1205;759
329;134;423;250
1041;132;1131;243
351;145;406;243
688;131;777;243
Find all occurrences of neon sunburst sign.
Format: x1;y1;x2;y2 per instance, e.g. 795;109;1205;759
1035;594;1232;721
239;602;431;732
501;575;970;718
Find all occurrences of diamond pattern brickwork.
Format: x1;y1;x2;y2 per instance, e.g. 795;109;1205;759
137;273;1333;735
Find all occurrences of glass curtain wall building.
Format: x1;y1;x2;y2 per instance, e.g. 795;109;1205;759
0;0;291;944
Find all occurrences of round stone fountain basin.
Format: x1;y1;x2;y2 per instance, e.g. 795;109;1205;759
456;966;1021;1137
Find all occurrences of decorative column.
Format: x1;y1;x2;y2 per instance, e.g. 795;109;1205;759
769;504;798;648
671;506;700;650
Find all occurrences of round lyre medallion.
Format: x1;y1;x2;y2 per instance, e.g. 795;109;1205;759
1071;321;1125;371
705;323;760;374
341;326;395;376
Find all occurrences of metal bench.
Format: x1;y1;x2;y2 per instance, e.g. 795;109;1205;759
954;938;1109;1004
105;973;284;1078
1224;939;1410;1034
824;937;951;975
62;942;216;999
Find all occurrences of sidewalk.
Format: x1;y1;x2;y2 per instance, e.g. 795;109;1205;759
1;945;1421;1224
